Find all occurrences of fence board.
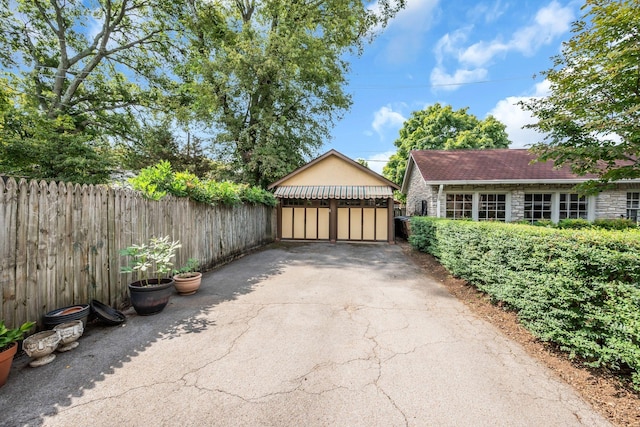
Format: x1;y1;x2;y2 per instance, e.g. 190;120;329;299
1;179;274;328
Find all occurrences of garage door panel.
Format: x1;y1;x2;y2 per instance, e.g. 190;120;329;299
362;209;376;240
282;208;293;239
375;208;388;241
293;207;306;239
305;208;318;239
350;208;363;240
337;208;350;240
318;208;330;239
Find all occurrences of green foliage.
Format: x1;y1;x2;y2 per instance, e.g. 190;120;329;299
120;236;182;285
383;103;510;185
0;84;114;184
520;0;640;193
129;161;276;207
173;258;200;276
0;320;35;351
119;121;216;178
410;217;640;388
593;218;638;230
181;0;405;187
556;218;592;229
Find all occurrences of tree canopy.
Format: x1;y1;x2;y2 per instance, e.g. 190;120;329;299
181;0;404;188
520;0;640;193
383;103;510;185
0;0;192;181
0;0;405;186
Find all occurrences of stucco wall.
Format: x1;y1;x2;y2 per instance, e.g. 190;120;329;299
279;155;386;186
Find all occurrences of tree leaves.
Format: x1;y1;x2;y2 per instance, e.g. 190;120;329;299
521;0;640;193
383;103;511;185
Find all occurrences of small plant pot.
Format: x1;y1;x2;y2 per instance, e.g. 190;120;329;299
23;331;60;367
0;343;18;387
53;320;84;352
128;279;174;315
173;272;202;295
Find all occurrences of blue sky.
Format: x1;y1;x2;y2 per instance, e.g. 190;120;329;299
328;0;580;173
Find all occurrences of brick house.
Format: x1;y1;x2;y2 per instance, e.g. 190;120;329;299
401;149;640;223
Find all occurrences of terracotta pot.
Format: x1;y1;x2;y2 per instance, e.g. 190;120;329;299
128;278;174;315
173;272;202;296
0;343;17;387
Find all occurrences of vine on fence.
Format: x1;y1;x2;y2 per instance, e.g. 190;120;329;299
129;161;277;207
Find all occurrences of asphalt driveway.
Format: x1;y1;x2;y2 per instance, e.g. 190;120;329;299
1;243;609;426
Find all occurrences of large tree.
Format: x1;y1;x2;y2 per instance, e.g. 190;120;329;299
521;0;640;193
182;0;405;188
0;0;191;182
383;103;510;185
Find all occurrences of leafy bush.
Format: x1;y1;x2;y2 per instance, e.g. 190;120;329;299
128;161;276;207
556;218;592;229
593;218;638;230
410;217;640;388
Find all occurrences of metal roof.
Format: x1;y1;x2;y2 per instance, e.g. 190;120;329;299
274;185;394;200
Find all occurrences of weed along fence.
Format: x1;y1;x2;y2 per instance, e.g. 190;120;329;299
0;177;275;329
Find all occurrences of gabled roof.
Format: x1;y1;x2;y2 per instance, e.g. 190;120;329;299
401;149;603;192
268;149;400;190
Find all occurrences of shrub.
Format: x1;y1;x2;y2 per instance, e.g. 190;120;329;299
128;162;275;207
410;217;640;388
593;218;638;230
556;218;592;229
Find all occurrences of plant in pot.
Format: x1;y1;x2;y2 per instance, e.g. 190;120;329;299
120;236;181;315
0;320;35;387
173;258;202;296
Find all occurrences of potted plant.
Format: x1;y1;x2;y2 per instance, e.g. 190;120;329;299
120;236;181;315
173;258;202;295
0;320;35;387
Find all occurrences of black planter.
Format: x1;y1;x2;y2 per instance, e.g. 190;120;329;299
43;304;90;329
128;279;174;316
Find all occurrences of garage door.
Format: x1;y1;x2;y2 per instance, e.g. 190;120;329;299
337;200;388;242
281;199;330;240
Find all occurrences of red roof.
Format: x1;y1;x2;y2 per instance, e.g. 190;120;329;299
409;149;599;183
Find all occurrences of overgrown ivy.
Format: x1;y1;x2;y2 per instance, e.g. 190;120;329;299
129;161;276;207
410;217;640;389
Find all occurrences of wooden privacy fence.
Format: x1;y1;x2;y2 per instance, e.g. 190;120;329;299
1;177;275;329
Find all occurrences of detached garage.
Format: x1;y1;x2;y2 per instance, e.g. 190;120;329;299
268;150;400;243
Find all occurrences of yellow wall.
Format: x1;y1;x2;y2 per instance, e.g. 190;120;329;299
279;155;388;186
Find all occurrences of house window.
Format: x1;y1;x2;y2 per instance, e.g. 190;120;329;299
559;194;588;219
628;192;640;222
478;194;506;221
446;194;473;219
524;193;552;223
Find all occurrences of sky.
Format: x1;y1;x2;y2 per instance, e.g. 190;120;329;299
326;0;580;174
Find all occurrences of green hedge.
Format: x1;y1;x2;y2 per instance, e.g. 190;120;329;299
410;217;640;387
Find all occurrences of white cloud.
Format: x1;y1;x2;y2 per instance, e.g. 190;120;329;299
458;40;508;67
433;27;471;64
366;150;397;174
430;66;488;90
372;105;406;138
458;1;573;67
467;1;509;24
488;80;551;148
510;1;573;55
432;1;574;89
377;0;440;64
